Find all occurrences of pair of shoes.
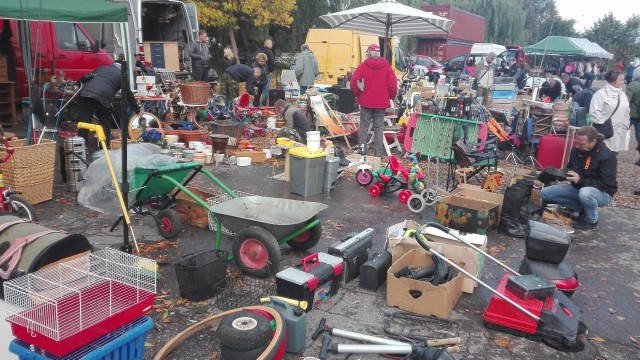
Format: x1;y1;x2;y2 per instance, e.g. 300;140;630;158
541;210;575;234
572;220;598;230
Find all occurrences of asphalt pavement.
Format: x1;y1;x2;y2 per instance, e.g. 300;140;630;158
0;153;635;360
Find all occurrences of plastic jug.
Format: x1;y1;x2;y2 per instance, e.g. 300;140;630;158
266;297;307;353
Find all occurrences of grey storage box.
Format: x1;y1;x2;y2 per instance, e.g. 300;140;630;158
289;147;326;197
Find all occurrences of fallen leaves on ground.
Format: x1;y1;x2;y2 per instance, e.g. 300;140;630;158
493;336;513;351
590;336;606;343
487;244;506;256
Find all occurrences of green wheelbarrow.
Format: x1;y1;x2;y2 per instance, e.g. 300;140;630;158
110;161;327;277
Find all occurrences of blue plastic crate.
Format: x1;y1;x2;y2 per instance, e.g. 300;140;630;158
491;89;517;99
9;317;153;360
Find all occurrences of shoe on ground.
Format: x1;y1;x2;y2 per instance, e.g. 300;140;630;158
635;159;640;166
572;220;598;230
541;210;575;234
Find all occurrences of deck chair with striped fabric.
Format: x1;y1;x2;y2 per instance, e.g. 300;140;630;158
308;95;358;149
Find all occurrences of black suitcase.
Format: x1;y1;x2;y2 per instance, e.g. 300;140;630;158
328;228;373;283
359;250;392;291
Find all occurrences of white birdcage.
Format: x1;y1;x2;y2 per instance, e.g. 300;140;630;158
3;248;156;357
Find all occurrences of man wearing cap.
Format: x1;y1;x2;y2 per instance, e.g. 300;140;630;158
474;52;496;106
350;44;398;157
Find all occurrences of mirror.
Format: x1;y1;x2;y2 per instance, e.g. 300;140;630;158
128;112;162;139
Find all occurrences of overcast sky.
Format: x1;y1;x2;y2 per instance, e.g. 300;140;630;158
555;0;636;32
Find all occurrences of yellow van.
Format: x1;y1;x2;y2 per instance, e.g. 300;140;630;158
305;29;405;88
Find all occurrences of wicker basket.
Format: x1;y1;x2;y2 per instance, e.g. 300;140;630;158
183;130;210;144
179;82;210;105
0;139;56;204
111;139;137;150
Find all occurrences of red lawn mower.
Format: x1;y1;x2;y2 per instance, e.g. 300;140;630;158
414;223;586;352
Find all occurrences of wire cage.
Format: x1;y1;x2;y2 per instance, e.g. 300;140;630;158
214;269;276;311
3;248;157;357
207;190;255;235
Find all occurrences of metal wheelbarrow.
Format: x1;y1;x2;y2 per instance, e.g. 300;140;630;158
209;196;327;277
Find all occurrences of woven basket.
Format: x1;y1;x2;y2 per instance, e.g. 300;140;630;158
111;139;137;150
183;130;210;144
179;82;210;105
0;139;56;204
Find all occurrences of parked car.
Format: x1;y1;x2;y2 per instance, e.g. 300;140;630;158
409;54;444;75
442;54;467;73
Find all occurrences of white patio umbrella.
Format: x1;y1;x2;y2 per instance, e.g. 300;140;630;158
320;0;454;57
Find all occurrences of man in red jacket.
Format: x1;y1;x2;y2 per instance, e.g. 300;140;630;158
350;44;398;156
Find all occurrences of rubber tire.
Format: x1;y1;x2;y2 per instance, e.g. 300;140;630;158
233;226;280;277
411;178;428;193
221;344;268;360
398;190;411;203
356;169;373;186
218;311;272;351
408;194;426;213
157;209;182;239
369;183;382;197
9;196;37;222
421;188;438;206
287;215;322;251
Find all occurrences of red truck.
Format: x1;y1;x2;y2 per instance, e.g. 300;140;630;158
0;20;114;99
413;5;485;62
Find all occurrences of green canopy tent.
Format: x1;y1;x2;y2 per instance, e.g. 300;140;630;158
525;36;586;56
0;0;127;22
0;0;137;252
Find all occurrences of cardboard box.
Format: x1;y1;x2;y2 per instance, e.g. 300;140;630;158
453;183;505;219
387;220;487;293
228;149;267;163
344;154;381;174
174;187;216;228
387;249;464;318
435;195;499;234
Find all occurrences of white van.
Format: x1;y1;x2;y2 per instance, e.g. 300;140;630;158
470;43;507;56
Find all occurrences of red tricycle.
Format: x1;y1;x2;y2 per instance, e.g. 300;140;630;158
367;154;427;203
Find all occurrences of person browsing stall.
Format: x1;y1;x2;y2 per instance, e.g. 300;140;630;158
274;99;311;144
350;44;398;157
189;30;212;82
541;126;617;230
589;70;630;154
76;62;140;149
219;64;261;106
538;74;563;102
561;73;585;98
295;44;319;95
474;52;496;106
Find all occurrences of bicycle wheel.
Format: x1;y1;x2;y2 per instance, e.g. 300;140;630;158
9;196;38;222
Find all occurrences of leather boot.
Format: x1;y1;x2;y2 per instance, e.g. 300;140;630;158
499;185;527;238
515;177;534;224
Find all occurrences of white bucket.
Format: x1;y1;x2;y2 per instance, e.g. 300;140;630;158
214;153;225;165
165;134;179;145
267;117;277;129
307;139;321;152
306;131;321;141
263;149;272;159
237;156;252;166
203;149;213;164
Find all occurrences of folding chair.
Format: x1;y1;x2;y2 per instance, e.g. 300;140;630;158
308;95;358;148
448;124;498;190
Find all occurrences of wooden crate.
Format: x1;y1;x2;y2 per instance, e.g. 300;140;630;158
228;149;267;163
173;187;216;228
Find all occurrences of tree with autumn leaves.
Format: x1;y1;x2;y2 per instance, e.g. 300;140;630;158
189;0;295;63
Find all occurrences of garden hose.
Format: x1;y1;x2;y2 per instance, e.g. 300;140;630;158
77;122;139;252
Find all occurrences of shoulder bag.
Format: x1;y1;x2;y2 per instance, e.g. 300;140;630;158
472;68;489;91
593;94;619;139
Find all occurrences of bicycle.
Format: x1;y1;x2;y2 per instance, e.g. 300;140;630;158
0;128;38;221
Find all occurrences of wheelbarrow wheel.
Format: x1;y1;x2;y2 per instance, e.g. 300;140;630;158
157;209;182;239
233;226;280;277
287;215;322;251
